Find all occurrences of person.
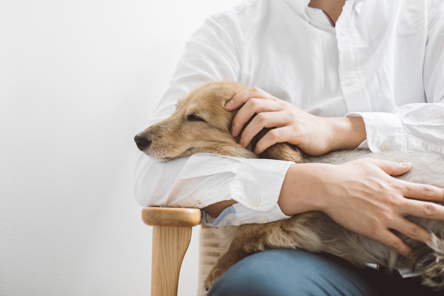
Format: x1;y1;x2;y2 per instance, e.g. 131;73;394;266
134;0;444;294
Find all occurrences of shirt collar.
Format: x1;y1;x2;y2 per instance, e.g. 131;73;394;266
284;0;366;16
283;0;310;17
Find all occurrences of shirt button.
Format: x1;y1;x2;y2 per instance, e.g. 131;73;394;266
381;143;390;151
259;216;268;223
346;79;356;86
355;2;364;13
251;197;261;206
339;28;347;35
301;15;308;22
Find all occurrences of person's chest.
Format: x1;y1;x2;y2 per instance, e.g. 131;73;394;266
234;0;428;117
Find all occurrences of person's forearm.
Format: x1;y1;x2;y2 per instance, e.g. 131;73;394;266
325;116;366;152
205;163;330;218
205;163;329;218
206;117;366;217
348;104;444;154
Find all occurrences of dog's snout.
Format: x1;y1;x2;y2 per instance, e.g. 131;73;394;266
134;135;152;151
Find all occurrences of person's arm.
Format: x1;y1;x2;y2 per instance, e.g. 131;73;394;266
278;160;444;258
217;2;444;257
134;12;293;226
347;3;444;154
226;3;444;156
225;87;367;156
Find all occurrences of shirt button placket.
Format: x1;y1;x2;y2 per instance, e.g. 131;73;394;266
336;0;371;113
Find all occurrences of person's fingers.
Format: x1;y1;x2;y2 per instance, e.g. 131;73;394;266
399;180;444;202
225;86;272;110
370;229;413;258
239;112;288;148
401;199;444;221
368;159;412;176
231;99;282;137
253;127;290;154
391;218;433;245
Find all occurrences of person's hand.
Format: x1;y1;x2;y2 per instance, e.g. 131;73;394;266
279;159;444;257
225;87;366;156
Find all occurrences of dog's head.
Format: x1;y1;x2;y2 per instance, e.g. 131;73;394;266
134;81;257;161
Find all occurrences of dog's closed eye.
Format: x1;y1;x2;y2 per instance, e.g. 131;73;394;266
187;114;206;122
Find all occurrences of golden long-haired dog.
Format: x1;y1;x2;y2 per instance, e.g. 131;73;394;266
135;81;444;290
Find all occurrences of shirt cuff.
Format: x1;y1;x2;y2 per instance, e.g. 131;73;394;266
230;158;293;211
202;202;291;227
346;112;406;152
202;158;292;227
202;206;236;226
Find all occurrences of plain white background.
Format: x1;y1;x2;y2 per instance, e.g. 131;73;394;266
0;0;239;295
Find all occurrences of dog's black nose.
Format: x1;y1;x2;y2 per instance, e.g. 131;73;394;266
134;135;152;151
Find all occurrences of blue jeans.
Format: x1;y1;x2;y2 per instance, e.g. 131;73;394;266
207;249;439;296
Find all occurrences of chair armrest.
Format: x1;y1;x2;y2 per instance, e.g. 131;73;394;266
142;207;202;227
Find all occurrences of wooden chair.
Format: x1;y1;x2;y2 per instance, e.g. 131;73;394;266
142;207;202;296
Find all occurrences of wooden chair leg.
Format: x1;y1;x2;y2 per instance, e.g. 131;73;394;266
151;226;193;296
142;207;201;295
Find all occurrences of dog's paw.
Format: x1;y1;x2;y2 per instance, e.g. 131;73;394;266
422;253;444;290
421;236;444;290
203;266;226;292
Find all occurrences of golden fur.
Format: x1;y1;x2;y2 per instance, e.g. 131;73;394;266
136;81;444;290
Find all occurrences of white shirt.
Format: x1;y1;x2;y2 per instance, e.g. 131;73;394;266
134;0;444;227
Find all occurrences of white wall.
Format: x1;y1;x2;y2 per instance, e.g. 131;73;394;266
0;1;239;295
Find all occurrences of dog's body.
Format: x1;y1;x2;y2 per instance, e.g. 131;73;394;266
135;81;444;290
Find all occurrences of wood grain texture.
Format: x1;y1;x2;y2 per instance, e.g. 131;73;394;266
142;207;201;227
151;226;192;296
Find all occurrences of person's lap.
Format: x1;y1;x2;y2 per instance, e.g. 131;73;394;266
207;249;440;296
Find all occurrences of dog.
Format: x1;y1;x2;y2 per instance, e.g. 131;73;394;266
135;81;444;290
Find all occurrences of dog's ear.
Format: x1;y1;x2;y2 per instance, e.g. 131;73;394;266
249;127;305;163
229;108;240;120
261;142;305;163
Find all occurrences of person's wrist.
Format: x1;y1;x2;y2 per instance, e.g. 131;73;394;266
278;163;328;216
325;117;366;151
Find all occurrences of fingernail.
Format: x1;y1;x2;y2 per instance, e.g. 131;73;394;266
423;186;434;196
225;100;234;109
400;162;411;167
238;138;243;146
231;126;236;136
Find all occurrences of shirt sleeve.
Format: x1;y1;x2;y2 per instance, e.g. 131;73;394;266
134;13;293;225
346;3;444;154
